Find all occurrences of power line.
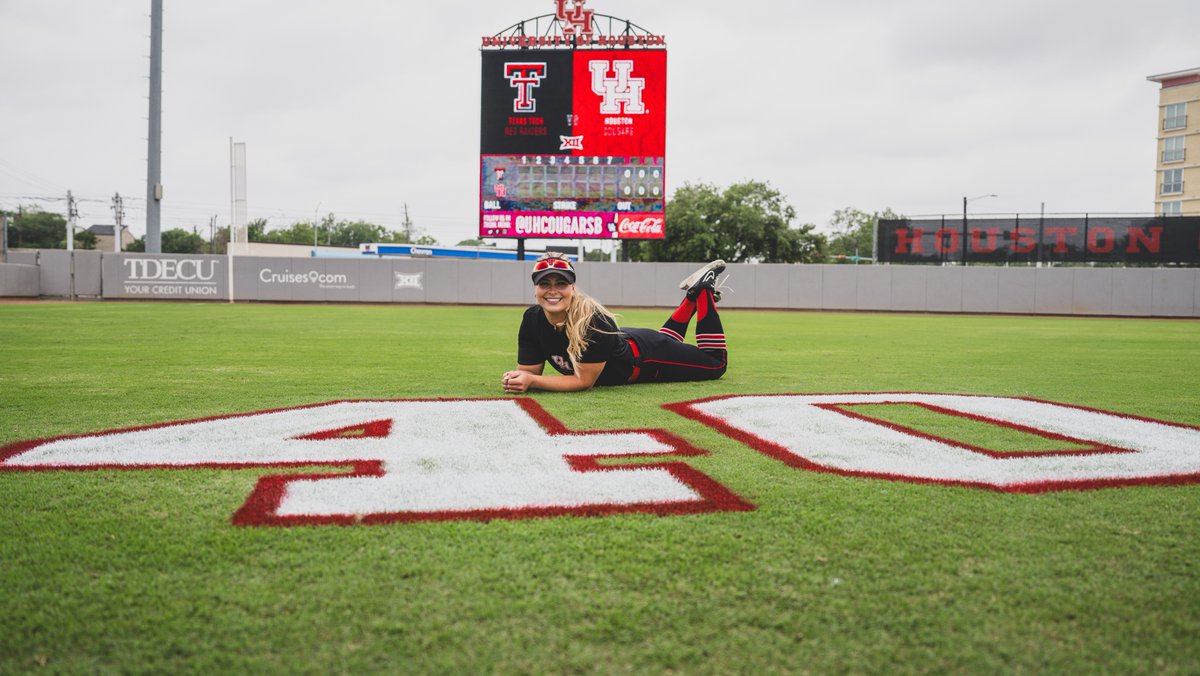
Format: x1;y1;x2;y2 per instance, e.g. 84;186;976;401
0;158;65;194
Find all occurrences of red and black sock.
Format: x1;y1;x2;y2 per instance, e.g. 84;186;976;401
694;288;726;353
658;295;696;342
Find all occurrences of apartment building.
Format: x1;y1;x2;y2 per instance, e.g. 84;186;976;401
1148;67;1200;216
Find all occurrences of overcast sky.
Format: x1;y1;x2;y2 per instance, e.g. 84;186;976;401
2;0;1197;246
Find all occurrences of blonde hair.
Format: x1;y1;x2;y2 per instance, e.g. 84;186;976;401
562;289;618;372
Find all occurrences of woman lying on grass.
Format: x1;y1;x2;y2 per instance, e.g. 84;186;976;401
502;253;729;393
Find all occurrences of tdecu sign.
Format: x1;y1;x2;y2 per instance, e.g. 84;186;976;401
121;257;221;297
4;394;1199;527
124;257;218;282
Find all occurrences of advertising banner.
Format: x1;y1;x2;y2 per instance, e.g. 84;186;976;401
878;217;1200;265
480;48;666;240
246;259;361;303
103;254;228;299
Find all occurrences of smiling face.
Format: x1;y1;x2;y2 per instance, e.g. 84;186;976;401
535;274;575;320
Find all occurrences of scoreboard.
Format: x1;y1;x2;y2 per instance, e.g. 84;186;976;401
480;48;666;240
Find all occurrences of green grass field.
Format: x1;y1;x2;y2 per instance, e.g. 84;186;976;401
2;302;1198;673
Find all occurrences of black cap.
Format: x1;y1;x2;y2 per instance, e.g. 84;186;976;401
530;254;576;285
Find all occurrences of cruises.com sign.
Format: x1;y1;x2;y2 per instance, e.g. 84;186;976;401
258;267;354;290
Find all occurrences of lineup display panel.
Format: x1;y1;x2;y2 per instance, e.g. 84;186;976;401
480;49;666;240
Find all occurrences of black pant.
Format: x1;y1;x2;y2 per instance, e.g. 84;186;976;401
624;328;726;383
623;287;727;383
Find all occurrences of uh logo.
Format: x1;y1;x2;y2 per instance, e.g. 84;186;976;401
555;0;594;40
590;60;648;115
589;60;646;115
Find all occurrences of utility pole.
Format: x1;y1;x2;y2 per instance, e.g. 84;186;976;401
871;214;879;265
111;193;126;252
66;190;79;300
66;190;79;251
1;212;8;263
209;214;217;254
403;203;412;242
962;194;998;267
145;0;164;253
1037;202;1045;268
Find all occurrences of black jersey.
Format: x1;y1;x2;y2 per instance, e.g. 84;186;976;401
517;306;635;386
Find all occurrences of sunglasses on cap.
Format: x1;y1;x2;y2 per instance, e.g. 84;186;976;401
532;257;572;272
531;255;577;284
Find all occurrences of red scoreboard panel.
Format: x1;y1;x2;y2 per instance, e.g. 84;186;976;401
480;49;666;240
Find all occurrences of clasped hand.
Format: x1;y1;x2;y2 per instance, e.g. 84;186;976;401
501;370;532;394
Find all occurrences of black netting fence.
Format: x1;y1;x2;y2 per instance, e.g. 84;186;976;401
878;216;1200;265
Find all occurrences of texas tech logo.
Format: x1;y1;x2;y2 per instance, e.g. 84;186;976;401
504;62;547;113
590;60;646;114
555;0;594;39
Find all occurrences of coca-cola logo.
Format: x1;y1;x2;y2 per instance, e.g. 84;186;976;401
617;215;664;236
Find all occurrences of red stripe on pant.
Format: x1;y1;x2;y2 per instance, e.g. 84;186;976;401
626;338;641;383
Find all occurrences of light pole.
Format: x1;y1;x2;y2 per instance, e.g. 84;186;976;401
313;203;321;256
962;194;997;265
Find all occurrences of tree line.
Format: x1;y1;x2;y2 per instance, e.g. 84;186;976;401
0;212;438;254
629;181;898;264
3;183;900;262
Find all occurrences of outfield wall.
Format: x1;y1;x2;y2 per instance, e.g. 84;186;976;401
4;250;1198;317
0;263;40;297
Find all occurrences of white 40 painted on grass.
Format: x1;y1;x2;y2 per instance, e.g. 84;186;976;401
0;398;752;526
668;393;1200;493
3;394;1199;526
